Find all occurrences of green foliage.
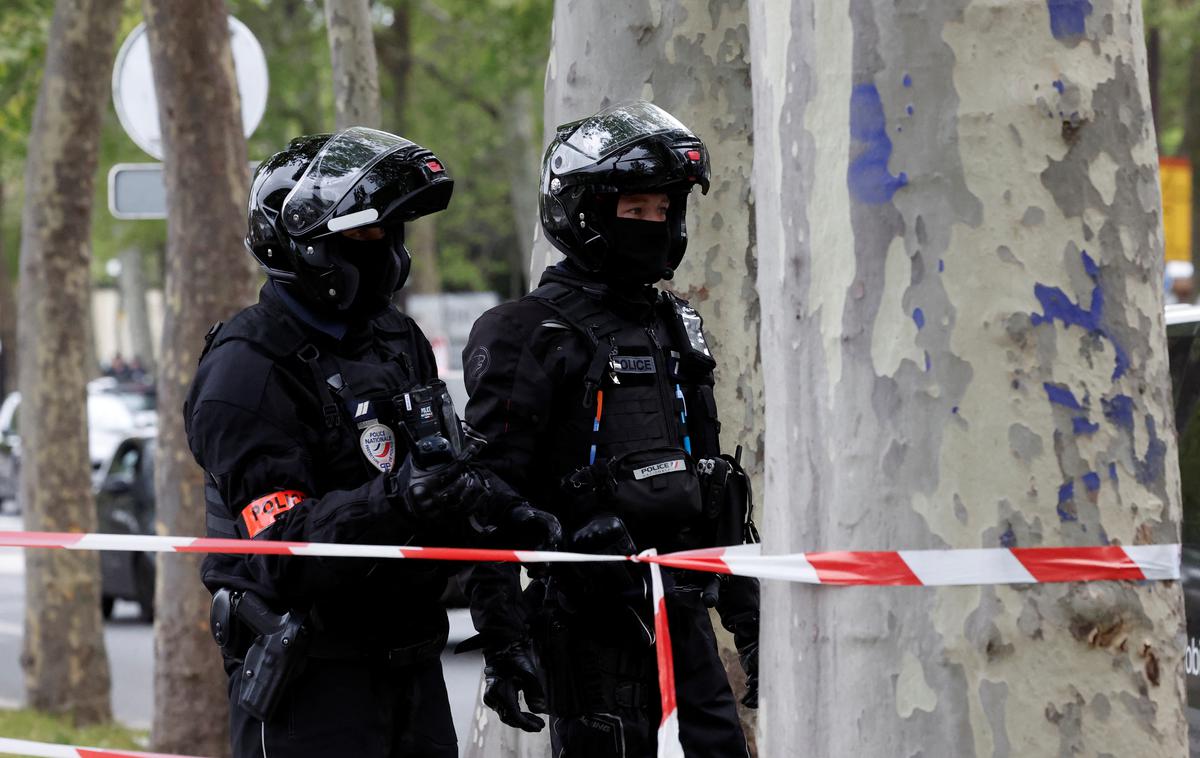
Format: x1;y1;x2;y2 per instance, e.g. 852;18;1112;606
0;0;54;281
383;0;552;293
1145;0;1200;156
0;708;146;752
2;0;554;293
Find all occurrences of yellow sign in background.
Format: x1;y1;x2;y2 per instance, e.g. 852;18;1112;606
1162;157;1192;263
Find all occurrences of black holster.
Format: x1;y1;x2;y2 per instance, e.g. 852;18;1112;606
210;588;311;721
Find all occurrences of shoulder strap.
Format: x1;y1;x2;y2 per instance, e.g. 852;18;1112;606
526;283;625;408
526;283;625;344
205;303;309;361
198;321;224;365
296;343;343;431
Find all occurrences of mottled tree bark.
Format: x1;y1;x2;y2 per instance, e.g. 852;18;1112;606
505;88;539;299
468;2;759;755
118;248;155;375
143;0;254;753
379;0;413;133
750;1;1186;755
15;0;121;725
325;0;382;130
408;216;441;295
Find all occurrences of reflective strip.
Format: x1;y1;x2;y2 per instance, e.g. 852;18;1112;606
240;491;307;539
326;207;379;232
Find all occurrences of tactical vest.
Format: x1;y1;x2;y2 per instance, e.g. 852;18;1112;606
527;282;721;550
199;302;434;540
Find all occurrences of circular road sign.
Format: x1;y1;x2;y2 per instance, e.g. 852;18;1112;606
112;16;268;161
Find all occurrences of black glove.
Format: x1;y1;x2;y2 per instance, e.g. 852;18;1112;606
393;457;492;526
565;514;642;598
504;502;563;551
482;640;547;732
729;613;759;709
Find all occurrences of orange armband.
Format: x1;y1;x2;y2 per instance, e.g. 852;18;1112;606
241;490;307;538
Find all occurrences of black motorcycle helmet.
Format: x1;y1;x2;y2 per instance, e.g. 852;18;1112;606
539;101;710;275
246;127;453;313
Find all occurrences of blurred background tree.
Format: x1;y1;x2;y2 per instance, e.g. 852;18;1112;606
1;0;552;321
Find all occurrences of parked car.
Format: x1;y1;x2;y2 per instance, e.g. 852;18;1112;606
95;434;156;621
0;381;156;511
0;391;20;510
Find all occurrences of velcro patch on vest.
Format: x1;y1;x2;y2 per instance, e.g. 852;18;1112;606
240;490;307;539
612;354;656;374
632;459;685;480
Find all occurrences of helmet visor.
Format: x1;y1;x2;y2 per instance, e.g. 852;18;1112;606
564;101;691;161
282;127;415;237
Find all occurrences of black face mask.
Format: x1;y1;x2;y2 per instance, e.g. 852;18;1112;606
334;237;401;317
602;217;672;285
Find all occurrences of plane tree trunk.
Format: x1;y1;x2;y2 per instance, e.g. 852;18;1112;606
325;0;382;130
749;0;1187;754
143;0;254;752
16;0;122;725
118;247;155;375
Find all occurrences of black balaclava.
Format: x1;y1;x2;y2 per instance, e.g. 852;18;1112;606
598;195;673;286
303;233;401;320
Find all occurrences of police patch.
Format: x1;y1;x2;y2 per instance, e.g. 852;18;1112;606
632;459;685;480
613;354;656;374
359;423;396;473
468;346;491;378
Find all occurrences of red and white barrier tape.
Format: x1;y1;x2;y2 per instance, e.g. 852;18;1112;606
0;532;1180;586
647;550;684;758
0;737;203;758
0;533;1181;758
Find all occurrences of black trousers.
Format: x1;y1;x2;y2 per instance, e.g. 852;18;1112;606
226;655;457;758
546;593;748;758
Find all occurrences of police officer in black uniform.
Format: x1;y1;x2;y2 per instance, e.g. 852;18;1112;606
186;127;559;758
461;102;761;757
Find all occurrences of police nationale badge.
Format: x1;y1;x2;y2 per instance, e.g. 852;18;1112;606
359;423;396;473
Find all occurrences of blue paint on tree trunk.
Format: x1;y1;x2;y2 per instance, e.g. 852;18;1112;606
1057;480;1078;521
1134;416;1167;485
848;84;908;204
1102;394;1134;431
1030;251;1129;380
999;526;1017;548
1073;417;1100;435
1046;0;1092;39
912;308;925;329
1082;471;1101;492
1044;382;1083;410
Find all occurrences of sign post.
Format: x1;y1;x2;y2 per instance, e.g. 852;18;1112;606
109;16;268;219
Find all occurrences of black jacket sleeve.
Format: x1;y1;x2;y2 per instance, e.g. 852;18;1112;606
460;301;582;646
188;340;414;605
